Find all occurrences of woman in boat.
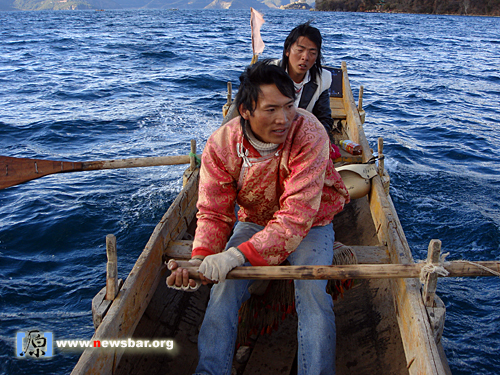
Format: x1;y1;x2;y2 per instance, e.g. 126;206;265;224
277;21;334;133
167;60;349;375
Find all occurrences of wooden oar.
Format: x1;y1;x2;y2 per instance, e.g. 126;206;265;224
0;154;199;190
0;152;361;190
174;261;500;280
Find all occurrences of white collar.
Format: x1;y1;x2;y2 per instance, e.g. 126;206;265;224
245;123;279;156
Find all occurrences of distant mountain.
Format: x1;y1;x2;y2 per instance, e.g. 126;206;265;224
11;0;122;9
204;0;262;9
280;0;311;9
4;0;281;9
316;0;499;16
140;0;212;9
3;0;497;14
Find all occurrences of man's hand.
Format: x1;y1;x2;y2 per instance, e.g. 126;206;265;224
198;247;246;283
166;258;203;292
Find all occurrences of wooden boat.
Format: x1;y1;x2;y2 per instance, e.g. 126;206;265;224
71;61;452;375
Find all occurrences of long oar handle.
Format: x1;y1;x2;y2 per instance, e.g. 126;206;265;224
81;155;194;170
174;261;500;280
0;154;200;189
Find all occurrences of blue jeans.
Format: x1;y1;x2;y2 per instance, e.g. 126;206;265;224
195;222;336;375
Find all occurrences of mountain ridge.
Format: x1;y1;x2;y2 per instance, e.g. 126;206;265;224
316;0;499;16
1;0;497;17
2;0;287;10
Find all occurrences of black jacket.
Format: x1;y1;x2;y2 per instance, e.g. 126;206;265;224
299;80;334;132
274;59;334;132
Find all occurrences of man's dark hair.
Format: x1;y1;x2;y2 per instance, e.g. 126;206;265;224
281;21;323;81
235;59;295;120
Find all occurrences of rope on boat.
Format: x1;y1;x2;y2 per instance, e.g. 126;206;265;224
364;155;383;165
453;260;500;278
419;252;450;283
189;152;201;166
419;252;500;282
364;154;390;195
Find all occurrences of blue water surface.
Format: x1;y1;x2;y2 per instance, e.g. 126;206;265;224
0;9;499;375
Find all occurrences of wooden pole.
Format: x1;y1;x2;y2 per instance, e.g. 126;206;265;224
105;234;118;301
378;137;385;177
190;139;197;171
358;85;366;124
222;82;233;117
0;153;201;190
422;239;441;307
227;82;232;104
84;155;195;170
92;234;123;329
174;260;500;280
358;85;364;112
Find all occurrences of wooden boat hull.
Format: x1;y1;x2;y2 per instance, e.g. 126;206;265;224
71;62;450;375
71;167;200;375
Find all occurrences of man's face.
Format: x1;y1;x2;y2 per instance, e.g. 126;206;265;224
285;36;318;82
240;84;296;145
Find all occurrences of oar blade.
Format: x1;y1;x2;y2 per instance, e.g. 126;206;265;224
0;156;82;189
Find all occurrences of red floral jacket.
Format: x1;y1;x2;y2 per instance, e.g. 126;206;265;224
192;109;349;266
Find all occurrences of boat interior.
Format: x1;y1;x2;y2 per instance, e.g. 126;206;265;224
112;68;410;375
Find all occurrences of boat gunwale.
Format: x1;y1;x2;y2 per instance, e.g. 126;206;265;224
71;167;200;375
340;62;450;374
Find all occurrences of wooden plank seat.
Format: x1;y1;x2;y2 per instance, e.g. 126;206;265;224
330;97;347;119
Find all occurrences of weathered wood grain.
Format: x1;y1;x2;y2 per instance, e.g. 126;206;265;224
71;168;199;375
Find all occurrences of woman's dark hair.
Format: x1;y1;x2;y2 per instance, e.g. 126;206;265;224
281;21;323;80
235;59;295;121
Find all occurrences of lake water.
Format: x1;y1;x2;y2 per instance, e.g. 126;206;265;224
0;9;499;375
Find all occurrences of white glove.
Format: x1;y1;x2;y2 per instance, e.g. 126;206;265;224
166;258;202;292
198;247;246;283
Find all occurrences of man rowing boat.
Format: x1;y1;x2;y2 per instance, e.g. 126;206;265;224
167;60;349;374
